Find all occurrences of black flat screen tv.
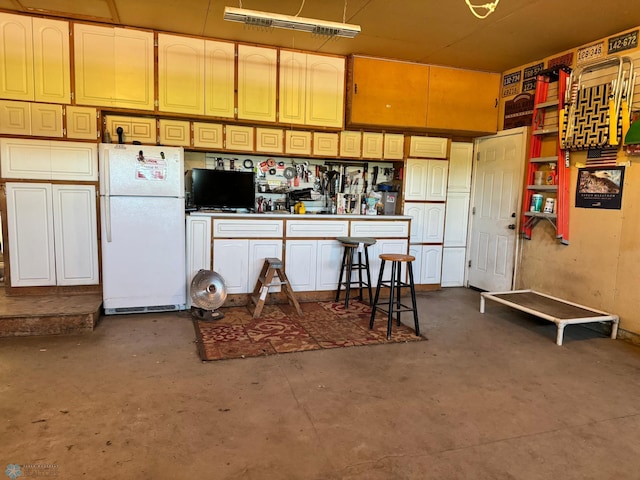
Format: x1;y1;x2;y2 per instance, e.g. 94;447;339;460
190;168;255;210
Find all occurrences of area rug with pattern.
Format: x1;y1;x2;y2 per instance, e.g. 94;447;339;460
192;300;424;361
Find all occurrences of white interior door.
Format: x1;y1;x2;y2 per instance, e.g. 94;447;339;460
467;128;527;292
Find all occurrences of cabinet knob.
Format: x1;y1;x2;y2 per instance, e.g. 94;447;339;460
508;224;516;230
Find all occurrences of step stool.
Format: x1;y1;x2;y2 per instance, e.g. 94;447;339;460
250;258;303;319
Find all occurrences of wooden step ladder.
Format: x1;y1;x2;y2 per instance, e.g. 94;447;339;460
249;258;303;319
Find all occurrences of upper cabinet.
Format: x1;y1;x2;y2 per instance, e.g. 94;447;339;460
426;66;500;134
279;51;345;128
157;34;235;118
237;45;277;122
347;56;429;129
0;13;70;103
74;24;154;110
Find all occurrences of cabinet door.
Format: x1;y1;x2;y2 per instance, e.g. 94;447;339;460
186;215;212;306
0;100;31;135
6;182;56;286
52;184;99;285
225;125;254;151
256;127;283;154
31;103;63;137
158;34;205;115
213;239;249;294
404;159;429;201
408;244;422;286
237;45;277;122
49;140;98;181
279;50;307;125
348;56;428;128
362;132;383;159
422;203;445;243
427;66;500;133
426;160;449;201
74;23;115;107
114;28;154;111
105;115;157;145
285;130;311;156
305;54;345;128
404;203;425;244
159;119;191;147
0;137;50;179
66;106;97;140
444;192;470;247
0;13;34;101
285;240;317;292
441;247;466;287
448;142;473;192
316;240;342;291
204;39;235;118
369;239;408;286
313;132;338;156
249;240;283;293
339;131;361;158
384;133;405;160
420;245;443;284
32;17;70;103
193;122;223;149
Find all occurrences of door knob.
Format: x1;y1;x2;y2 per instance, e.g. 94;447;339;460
508;224;516;229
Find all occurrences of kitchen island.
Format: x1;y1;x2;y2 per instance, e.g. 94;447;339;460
186;212;427;305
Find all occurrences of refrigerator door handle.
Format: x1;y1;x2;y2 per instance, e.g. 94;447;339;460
103;149;110;197
105;195;112;242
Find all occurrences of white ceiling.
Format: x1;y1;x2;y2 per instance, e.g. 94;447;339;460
2;0;640;72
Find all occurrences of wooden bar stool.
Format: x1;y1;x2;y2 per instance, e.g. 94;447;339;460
369;253;420;340
335;236;376;308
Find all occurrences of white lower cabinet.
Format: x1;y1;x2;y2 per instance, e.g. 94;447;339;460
285;239;343;292
420;246;443;284
441;247;466;287
213;238;283;294
186;215;211;306
369;239;409;284
6;182;98;287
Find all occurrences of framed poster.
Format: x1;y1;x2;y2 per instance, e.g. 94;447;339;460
576;166;625;209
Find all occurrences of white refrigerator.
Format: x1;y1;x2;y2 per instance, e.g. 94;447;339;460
99;143;186;314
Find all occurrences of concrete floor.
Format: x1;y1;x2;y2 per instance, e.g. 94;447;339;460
2;287;640;479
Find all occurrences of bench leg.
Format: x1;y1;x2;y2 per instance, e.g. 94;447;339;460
556;323;566;346
480;295;486;314
611;318;619;340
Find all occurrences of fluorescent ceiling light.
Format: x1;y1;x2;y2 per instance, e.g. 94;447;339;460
223;6;361;38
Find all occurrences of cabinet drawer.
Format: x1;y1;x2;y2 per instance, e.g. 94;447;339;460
256;127;283;153
193;122;223;149
350;220;409;238
409;136;448;158
286;220;348;238
214;219;283;238
66;105;97;140
159;119;191;146
286;130;312;155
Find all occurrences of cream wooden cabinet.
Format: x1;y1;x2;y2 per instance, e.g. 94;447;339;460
279;50;345;128
157;34;204;115
284;239;343;292
427;66;500;134
256;128;283;154
225;125;254;151
104;115;156;145
193;122;224;149
448;142;474;192
74;24;154;110
362;132;383;159
441;247;466;287
159;119;191;147
339;131;362;158
405;203;445;244
347;56;429;128
405;159;449;201
65;106;97;140
285;131;312;156
5;182;99;287
409;136;449;159
383;133;405;159
0;14;70;103
420;245;443;284
158;35;235;117
313;132;338;156
0;138;98;181
0;100;62;137
237;45;277;122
